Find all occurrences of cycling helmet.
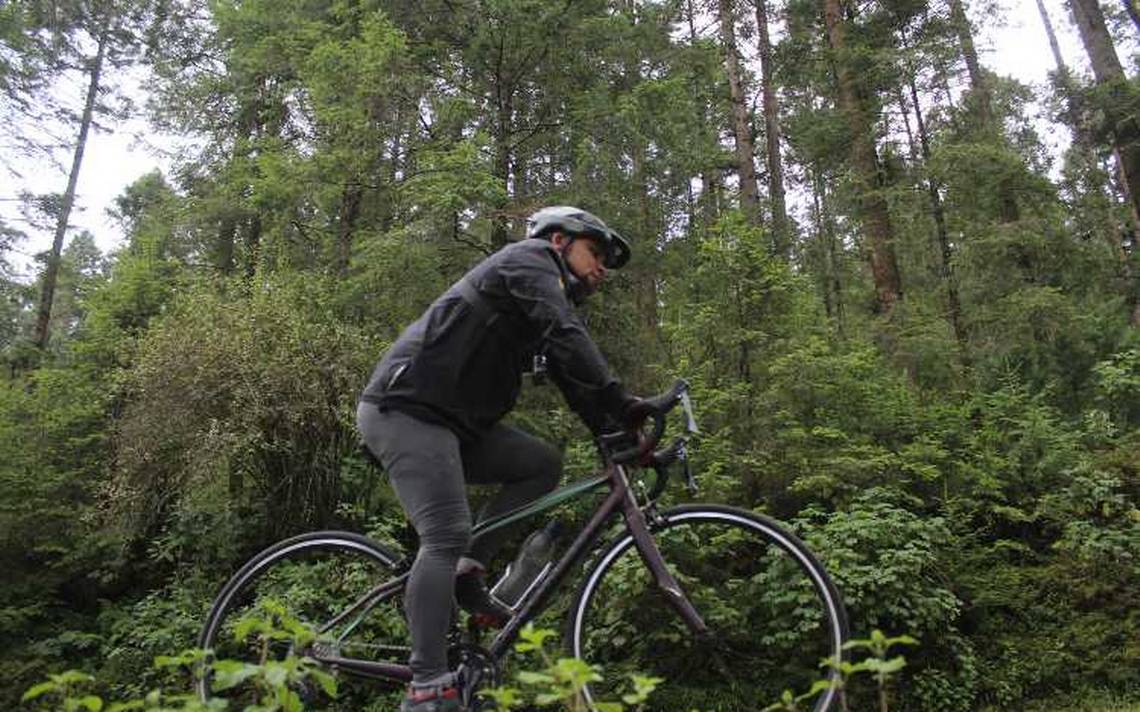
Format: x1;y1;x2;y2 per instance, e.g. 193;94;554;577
526;206;631;269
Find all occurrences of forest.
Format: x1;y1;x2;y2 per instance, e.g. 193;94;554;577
1;0;1138;709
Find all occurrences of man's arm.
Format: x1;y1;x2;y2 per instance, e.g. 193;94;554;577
498;247;635;432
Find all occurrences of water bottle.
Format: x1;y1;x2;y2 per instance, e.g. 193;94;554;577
491;521;561;609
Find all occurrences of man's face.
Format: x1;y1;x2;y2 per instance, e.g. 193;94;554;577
552;233;608;291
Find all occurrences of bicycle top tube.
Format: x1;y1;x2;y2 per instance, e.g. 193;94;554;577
469;471;610;544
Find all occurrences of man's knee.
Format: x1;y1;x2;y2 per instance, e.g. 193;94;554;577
532;443;563;492
418;510;473;555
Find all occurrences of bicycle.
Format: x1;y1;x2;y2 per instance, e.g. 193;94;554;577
196;379;849;711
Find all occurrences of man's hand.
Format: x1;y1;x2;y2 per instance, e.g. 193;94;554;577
621;396;655;432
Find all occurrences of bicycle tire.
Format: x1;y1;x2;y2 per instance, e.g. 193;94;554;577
567;505;848;712
197;531;408;709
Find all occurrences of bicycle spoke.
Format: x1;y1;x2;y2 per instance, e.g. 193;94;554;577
199;533;409;711
570;507;846;712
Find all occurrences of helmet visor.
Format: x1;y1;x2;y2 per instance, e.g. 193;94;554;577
603;230;631;269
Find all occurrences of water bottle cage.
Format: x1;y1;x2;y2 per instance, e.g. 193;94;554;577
489;561;554;611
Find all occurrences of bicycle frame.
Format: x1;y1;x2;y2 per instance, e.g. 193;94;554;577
305;459;709;684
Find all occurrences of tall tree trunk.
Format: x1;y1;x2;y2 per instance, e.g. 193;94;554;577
491;62;514;249
907;73;966;354
216;214;236;274
1069;0;1140;326
753;0;790;257
1042;0;1138;254
334;185;363;276
1124;0;1140;34
718;0;762;223
34;19;109;350
244;214;262;278
951;0;1019;221
686;0;721;227
1037;0;1068;71
895;87;919;162
1069;0;1140;223
822;0;902;316
948;0;991;126
812;167;845;335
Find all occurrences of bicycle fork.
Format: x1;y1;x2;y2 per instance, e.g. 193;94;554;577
621;485;710;637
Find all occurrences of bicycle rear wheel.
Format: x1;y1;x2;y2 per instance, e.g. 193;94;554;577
197;531;409;711
568;505;847;712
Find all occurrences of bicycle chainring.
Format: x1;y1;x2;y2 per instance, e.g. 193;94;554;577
449;642;500;710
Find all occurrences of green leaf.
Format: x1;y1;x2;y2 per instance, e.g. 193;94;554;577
516;671;556;686
78;695;104;711
210;661;261;691
22;681;57;702
862;656;907;675
515;624;557;653
310;668;339;697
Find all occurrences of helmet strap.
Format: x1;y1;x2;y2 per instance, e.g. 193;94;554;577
553;234;592;304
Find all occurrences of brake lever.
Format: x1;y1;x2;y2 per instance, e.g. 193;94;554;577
680;389;699;434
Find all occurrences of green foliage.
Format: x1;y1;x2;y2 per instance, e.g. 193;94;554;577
22;607;335;712
481;625;661;712
762;629;917;712
107;271;380;555
3;1;1140;711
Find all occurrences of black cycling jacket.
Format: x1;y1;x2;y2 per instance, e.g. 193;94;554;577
360;239;633;441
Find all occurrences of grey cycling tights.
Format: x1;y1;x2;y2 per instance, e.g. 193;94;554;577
355;403;562;686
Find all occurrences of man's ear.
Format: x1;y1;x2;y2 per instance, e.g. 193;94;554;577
548;231;568;249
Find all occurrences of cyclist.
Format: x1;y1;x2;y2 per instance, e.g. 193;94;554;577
356;206;647;712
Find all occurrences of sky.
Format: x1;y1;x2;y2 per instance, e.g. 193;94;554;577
0;0;1118;281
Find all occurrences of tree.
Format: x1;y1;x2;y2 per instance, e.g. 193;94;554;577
948;0;1020;222
717;0;762;223
821;0;902;317
1067;0;1140;324
753;0;792;257
24;0;156;351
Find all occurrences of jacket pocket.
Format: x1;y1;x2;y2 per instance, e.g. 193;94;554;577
382;358;411;392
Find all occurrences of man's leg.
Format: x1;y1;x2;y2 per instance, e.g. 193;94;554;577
356;403;469;688
461;424;562;567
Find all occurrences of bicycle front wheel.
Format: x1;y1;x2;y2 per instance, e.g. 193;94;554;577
197;531;409;710
568;505;848;712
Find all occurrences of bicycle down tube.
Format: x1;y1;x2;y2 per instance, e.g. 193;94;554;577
484;460;707;659
301;460;708;680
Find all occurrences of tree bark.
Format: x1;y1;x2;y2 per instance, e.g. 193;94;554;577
216;214;236;274
822;0;902;316
718;0;762;223
895;87;919;162
1069;0;1140;224
244;214;262;278
753;0;790;257
491;94;512;248
334;185;364;276
1068;0;1140;326
1036;0;1068;72
811;167;845;335
948;0;991;126
1124;0;1140;34
951;0;1019;222
908;73;966;353
34;18;109;350
489;27;515;251
1042;0;1138;258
